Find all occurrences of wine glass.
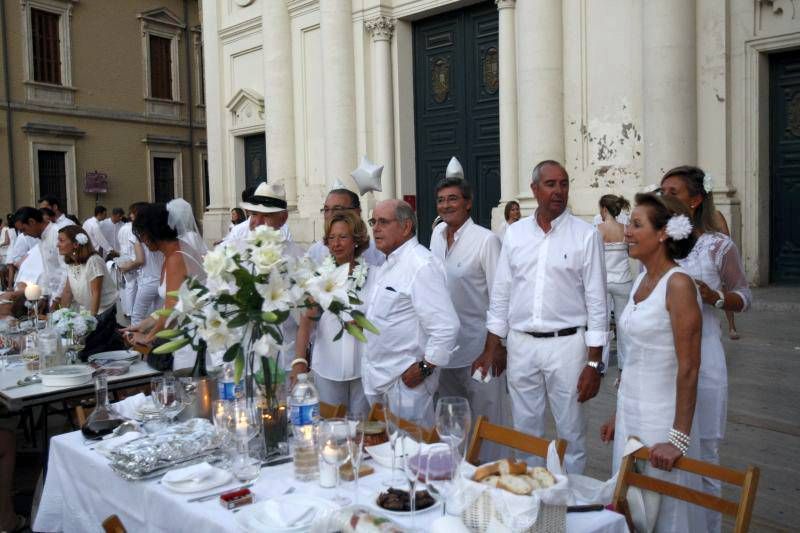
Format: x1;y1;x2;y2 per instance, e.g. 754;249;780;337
382;381;408;487
151;376;184;422
318;419;352;506
398;427;424;530
424;443;458;516
346;414;366;505
435;396;472;458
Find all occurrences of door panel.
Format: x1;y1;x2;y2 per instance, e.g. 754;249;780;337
414;2;499;245
244;133;267;189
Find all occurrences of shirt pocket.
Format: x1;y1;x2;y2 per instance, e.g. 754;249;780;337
371;289;400;320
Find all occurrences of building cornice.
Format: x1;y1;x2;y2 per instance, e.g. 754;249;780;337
21;122;85;138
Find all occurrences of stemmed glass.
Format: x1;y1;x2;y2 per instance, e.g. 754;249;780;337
151;376;187;422
424;443;459;516
398;427;424;531
318;418;352;506
346;414;366;505
382;380;408;487
227;400;262;482
435;396;472;459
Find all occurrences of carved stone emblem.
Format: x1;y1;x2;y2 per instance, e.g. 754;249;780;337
788;90;800;138
483;47;499;94
432;57;450;104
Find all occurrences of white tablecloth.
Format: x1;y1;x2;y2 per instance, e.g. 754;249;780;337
34;430;627;533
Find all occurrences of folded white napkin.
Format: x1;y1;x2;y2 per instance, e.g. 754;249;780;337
112;392;147;420
259;500;312;528
162;462;216;484
95;431;144;458
430;515;470;533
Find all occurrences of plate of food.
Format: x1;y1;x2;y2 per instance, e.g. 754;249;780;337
374;488;440;515
471;458;557;495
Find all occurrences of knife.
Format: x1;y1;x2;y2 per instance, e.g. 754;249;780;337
261;456;293;468
566;504;605;513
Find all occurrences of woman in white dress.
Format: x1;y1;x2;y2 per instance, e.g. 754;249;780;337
660;166;751;532
115;202;146;318
56;226;117;315
497;200;521;239
597;194;634;371
290;211;371;416
601;193;705;532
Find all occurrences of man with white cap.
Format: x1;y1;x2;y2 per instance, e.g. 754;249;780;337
428;174;507;462
473;160;608;474
225;184;293;245
307;188;384;267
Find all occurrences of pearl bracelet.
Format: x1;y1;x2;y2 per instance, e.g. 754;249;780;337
668;428;690;455
290;358;308;368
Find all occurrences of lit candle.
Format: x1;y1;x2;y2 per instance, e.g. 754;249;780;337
235;412;248;438
319;444;338;488
322;443;338;463
24;284;42;301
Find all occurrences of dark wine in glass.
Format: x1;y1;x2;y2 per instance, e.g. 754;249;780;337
81;418;124;440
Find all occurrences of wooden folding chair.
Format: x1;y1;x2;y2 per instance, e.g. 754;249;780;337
102;514;127;533
612;447;760;533
368;402;439;443
465;415;567;466
319;401;346;419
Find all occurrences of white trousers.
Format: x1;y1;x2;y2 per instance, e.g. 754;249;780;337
365;370;440;429
606;281;633;369
121;275;138;317
506;329;588;474
438;365;510;462
311;370;370;418
131;277;160;325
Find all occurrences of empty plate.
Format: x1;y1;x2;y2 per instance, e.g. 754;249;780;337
161;467;232;494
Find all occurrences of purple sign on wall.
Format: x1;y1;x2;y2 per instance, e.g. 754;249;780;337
84;171;108;194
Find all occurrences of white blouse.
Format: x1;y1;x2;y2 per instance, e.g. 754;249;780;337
67;254;117;315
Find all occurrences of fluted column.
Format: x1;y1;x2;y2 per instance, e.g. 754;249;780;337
642;0;696;179
262;0;297;206
320;0;357;188
365;16;396;200
496;0;518;204
516;0;563;201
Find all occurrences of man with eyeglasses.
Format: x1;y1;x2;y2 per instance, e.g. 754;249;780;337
307;188;385;267
429;176;508;462
361;199;459;426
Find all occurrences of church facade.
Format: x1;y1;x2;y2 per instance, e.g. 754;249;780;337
201;0;800;285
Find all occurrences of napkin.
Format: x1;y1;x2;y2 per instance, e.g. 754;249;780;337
95;431;144;458
430;515;470;533
162;462;216;484
259;500;313;528
112;393;147;420
471;368;492;384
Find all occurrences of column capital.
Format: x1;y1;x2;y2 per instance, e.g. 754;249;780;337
496;0;516;10
365;15;396;42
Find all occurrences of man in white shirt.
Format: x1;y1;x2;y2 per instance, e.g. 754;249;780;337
363;200;460;426
83;205;114;256
4;221;37;268
474;160;608;474
225;185;293;246
307;189;385;267
0;244;44;317
99;207;125;253
14;206;75;304
429;177;507;461
38;194;70;227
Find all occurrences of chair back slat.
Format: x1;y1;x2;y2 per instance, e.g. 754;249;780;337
319;402;346;419
102;514;127;533
733;467;760;533
626;471;739;515
466;416;567;466
630;448;745;485
367;403;438;443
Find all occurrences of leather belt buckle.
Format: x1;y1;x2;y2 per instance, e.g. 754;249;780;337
527;327;578;339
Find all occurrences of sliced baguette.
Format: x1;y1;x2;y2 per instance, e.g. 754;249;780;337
496;474;532;495
497;458;528;476
529;466;556;489
473;462;500;482
480;474;500;487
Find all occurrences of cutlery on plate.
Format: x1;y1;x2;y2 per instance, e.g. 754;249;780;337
187;483;253;503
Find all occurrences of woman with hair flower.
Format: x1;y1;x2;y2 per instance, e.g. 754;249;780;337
601;193;705;532
290;211;372;416
660;165;752;532
56;226;117;316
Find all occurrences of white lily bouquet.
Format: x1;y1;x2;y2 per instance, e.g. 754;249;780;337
49;308;98;338
151;226;377;401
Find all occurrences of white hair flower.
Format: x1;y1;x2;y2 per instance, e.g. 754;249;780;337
75;233;89;245
703;174;713;194
665;214;693;241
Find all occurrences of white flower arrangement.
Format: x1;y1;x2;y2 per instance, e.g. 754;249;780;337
703;174;713;194
666;214;693;241
49;308;97;337
74;233;89;245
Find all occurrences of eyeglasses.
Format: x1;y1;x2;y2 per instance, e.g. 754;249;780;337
320;206;356;214
368;217;397;228
436;195;463;205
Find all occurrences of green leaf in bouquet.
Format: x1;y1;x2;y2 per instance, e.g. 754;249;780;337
345;322;367;343
255;356;285;386
349;296;363;306
265;326;284;345
223;342;242;362
154;328;182;339
261;311;279;323
151;336;190;354
333;326;344;342
233;352;244;383
153;307;174;318
227;313;249;328
352;311;379;335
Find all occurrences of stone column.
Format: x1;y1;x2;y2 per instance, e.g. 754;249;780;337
516;0;563;203
320;0;357;189
642;0;696;179
365;16;396;200
262;0;297;207
496;0;518;204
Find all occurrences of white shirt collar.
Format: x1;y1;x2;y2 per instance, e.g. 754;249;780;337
385;237;418;266
532;208;570;234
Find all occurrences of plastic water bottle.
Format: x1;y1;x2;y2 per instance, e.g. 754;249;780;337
290;373;320;428
217;362;236;400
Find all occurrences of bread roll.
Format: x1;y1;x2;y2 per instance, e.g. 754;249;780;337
497;458;528;476
473;462;500;482
497;475;532;495
480;475;500;487
529;466;556;489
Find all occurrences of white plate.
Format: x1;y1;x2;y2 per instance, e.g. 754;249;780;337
365;437;421;469
88;349;139;363
135;400;161;418
235;494;337;533
40;365;93;387
372;489;442;516
161;467;232;494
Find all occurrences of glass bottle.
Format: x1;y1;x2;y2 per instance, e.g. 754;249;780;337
81;375;125;440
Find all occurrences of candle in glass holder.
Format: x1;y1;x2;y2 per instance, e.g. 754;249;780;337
319;443;338;488
24;284;42;301
235;411;249;439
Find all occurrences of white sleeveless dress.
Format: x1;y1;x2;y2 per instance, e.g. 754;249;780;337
613;267;705;533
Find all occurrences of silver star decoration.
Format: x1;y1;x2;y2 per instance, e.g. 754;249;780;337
350;155;383;195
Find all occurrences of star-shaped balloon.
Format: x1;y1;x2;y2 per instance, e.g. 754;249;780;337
445;156;464;179
350;155;383;195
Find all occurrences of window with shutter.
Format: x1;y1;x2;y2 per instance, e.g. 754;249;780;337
31;8;61;85
153;157;175;202
149;35;173;100
37;151;67;207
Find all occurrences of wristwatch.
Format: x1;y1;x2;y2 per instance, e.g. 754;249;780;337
586;360;606;376
418;360;435;378
713;290;725;309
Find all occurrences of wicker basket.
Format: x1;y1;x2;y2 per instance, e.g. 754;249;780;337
461;491;566;533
